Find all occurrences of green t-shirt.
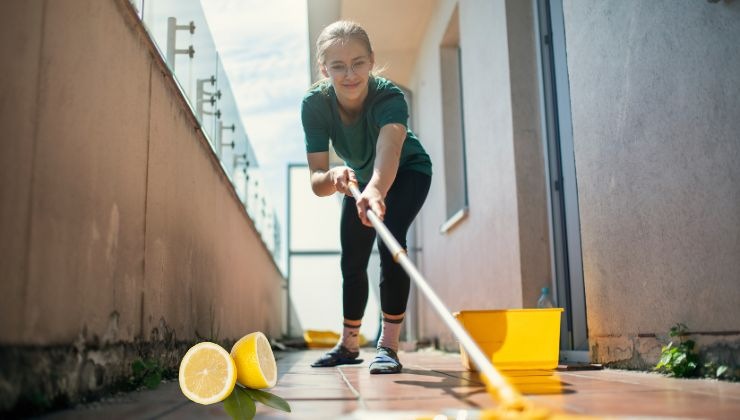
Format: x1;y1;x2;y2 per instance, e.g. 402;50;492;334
301;76;432;184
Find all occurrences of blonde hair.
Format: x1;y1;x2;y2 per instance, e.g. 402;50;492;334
312;21;383;90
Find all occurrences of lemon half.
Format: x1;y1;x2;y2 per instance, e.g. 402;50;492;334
178;342;237;405
230;331;277;389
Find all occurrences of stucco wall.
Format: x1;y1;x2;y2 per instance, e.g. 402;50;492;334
411;0;550;347
0;0;284;411
562;0;740;364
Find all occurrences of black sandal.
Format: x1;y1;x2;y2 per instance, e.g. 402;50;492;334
311;345;363;367
369;347;402;374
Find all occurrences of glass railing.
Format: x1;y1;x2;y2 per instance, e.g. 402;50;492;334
128;0;280;260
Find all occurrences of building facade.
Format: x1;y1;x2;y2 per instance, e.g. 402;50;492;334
307;0;740;368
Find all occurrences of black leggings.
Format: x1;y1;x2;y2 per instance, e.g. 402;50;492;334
340;170;431;320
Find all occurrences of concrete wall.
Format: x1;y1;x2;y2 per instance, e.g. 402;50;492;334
0;0;284;412
562;0;740;365
410;0;551;347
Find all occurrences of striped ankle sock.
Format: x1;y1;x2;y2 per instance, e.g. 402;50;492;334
377;316;404;352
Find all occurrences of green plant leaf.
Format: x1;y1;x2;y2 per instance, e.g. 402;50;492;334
242;388;291;413
132;360;147;376
716;365;728;378
224;387;256;420
144;372;162;389
656;353;671;368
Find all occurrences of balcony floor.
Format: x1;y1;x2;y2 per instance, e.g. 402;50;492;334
43;349;740;419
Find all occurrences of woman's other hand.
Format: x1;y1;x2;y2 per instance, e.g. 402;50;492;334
329;166;357;196
356;186;385;227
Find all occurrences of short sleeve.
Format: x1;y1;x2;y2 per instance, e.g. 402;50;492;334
301;97;330;153
372;87;409;128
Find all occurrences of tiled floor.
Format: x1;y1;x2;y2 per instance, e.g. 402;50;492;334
43;348;740;419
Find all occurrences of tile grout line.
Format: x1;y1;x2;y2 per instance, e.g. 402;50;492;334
561;371;643;385
415;365;485;386
406;364;490;409
338;367;368;410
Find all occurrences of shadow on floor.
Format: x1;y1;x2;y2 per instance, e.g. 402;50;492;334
398;367;575;401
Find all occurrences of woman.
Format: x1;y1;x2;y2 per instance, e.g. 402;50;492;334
301;20;432;374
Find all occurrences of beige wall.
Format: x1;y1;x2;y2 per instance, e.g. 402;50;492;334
0;0;43;343
409;0;551;347
0;0;283;349
562;0;740;365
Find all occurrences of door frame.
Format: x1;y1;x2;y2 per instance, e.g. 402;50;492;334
535;0;589;360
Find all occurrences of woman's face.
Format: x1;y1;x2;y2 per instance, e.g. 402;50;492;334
321;38;374;103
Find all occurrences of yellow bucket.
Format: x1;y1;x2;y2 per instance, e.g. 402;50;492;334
303;330;367;349
303;330;339;348
454;308;564;371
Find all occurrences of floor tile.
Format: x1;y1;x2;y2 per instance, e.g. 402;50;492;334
38;349;740;419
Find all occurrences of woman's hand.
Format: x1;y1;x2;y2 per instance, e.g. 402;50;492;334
356;185;385;227
329;166;357;196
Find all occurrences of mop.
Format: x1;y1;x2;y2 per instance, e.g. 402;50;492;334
348;182;573;420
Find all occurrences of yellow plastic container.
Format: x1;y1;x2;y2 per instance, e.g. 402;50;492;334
454;308;564;371
303;330;367;349
303;330;339;348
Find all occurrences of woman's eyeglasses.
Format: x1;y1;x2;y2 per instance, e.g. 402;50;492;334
326;58;371;78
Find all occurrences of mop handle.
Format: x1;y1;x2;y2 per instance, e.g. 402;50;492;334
347;182;523;405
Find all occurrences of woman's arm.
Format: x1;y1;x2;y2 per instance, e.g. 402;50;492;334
356;123;406;226
307;151;357;197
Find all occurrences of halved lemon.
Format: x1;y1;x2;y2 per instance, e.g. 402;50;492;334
230;331;277;389
178;342;237;404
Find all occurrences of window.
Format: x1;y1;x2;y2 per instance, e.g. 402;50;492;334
439;6;468;233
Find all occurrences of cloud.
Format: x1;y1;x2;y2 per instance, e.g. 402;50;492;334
243;109;306;162
201;0;311;232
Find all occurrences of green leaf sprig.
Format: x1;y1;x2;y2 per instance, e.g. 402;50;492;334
654;323;699;378
223;385;291;420
131;358;164;390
